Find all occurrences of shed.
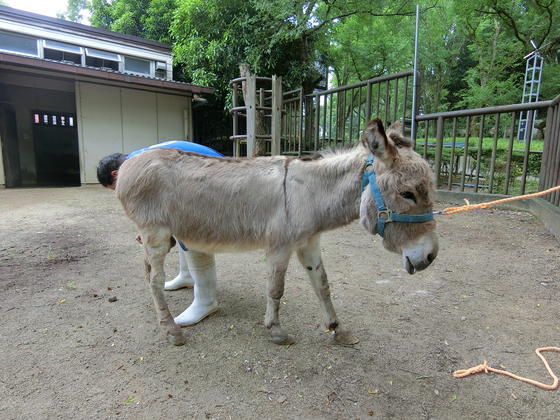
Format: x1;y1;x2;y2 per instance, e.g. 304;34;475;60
0;6;213;187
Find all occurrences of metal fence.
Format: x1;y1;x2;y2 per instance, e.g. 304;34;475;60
281;88;304;155
415;96;559;205
229;70;559;208
540;94;560;206
281;70;415;155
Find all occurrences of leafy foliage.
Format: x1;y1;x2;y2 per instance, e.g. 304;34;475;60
61;0;560;112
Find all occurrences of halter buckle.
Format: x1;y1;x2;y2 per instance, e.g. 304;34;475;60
377;209;392;222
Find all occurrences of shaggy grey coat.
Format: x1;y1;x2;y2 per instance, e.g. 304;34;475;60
116;119;438;345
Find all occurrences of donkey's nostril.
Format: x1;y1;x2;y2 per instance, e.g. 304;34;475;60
427;253;435;264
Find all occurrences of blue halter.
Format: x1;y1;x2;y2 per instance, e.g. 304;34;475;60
361;156;435;237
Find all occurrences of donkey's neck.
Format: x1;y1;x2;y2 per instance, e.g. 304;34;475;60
289;144;370;232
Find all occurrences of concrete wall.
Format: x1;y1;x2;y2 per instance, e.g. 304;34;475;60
76;81;192;183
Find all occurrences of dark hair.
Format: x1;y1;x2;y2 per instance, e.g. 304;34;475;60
96;153;127;187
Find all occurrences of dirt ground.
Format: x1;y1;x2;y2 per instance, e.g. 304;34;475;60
0;186;559;419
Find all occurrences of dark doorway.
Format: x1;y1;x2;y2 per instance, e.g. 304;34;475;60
0;103;22;187
32;111;80;186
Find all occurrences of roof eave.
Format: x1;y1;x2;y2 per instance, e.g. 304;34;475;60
0;52;214;95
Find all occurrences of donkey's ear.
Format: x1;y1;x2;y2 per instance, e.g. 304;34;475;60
387;120;402;135
386;120;413;148
362;118;397;164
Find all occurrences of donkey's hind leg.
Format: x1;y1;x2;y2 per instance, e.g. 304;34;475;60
142;226;185;346
296;235;359;345
265;248;295;345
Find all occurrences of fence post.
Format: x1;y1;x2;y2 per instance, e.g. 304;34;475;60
314;94;320;151
547;105;560;205
520;110;534;194
232;82;240;157
245;75;256;157
365;81;371;121
298;89;304;156
539;105;554;191
475;114;485;193
434;116;444;187
271;75;282;155
412;71;421;147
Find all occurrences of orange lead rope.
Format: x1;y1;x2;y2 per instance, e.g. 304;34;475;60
439;185;560;215
453;347;560;390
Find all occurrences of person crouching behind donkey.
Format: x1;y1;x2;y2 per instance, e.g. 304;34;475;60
97;140;224;326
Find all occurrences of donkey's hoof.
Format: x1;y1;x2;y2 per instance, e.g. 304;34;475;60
334;329;359;345
270;327;296;345
167;331;186;346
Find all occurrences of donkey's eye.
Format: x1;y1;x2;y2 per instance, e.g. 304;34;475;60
400;191;416;203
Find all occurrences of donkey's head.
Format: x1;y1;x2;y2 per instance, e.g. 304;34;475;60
359;119;438;274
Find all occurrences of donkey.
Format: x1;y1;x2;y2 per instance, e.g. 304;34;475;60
116;119;438;346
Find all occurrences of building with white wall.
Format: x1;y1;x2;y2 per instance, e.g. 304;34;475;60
0;5;213;187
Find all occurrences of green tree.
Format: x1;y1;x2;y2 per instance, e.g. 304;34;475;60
417;1;467;112
61;0;560;112
456;0;560;103
172;0;418;99
328;12;412;85
61;0;176;44
58;0;88;22
327;0;467;114
455;10;523;108
472;0;560;57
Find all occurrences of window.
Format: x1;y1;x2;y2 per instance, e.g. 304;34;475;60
0;31;38;56
155;61;167;79
33;112;76;128
44;49;82;64
85;48;121;71
124;56;151;75
44;40;82;54
85;48;120;61
43;40;83;65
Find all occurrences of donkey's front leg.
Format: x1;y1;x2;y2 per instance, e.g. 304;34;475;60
265;248;295;345
296;235;359;345
143;228;185;346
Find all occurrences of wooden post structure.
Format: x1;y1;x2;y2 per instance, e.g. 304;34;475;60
271;75;282;155
244;75;256;157
232;65;280;157
232;82;240;157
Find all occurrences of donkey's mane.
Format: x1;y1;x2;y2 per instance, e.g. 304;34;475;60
168;143;362;164
313;142;361;159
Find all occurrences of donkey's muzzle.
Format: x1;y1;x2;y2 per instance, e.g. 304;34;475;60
402;233;438;275
405;253;436;274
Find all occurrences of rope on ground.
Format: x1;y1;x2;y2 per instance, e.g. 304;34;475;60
439;185;560;215
453;347;560;390
443;188;560;390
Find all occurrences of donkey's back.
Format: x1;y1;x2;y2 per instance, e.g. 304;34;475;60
116;149;293;252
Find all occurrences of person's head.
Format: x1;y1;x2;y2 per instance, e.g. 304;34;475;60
97;153;127;189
